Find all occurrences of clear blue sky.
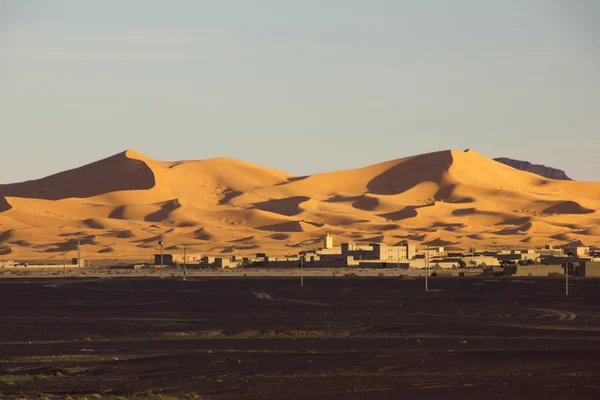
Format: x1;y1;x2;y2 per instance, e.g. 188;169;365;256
1;0;599;183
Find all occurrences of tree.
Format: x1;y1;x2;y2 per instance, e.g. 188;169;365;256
526;259;535;265
457;259;466;268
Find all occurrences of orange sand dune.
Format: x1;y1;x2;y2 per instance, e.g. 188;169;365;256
0;148;599;259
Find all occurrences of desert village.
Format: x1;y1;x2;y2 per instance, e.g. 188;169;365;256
155;233;600;277
2;233;600;278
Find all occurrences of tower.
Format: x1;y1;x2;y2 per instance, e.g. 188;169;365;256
324;233;333;249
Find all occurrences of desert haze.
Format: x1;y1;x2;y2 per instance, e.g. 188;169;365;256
0;148;598;260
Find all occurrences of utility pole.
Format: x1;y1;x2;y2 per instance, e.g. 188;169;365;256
565;262;569;297
159;234;164;278
63;252;67;278
397;247;400;270
300;254;304;287
425;245;429;292
77;240;81;268
565;252;575;297
183;246;187;281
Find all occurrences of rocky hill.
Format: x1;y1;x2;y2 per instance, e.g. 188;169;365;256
494;158;572;180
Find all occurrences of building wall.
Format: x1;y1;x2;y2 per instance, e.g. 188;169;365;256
317;247;342;255
0;260;15;268
214;258;239;268
565;247;590;257
357;260;410;268
324;234;334;249
417;247;444;258
463;256;500;266
154;253;203;266
370;243;416;260
341;242;373;256
580;262;600;277
2;263;80;269
510;265;564;276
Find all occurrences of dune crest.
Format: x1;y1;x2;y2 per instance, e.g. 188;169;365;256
0;148;599;258
0;150;156;201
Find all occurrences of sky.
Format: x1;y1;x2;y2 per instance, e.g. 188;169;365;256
1;0;599;183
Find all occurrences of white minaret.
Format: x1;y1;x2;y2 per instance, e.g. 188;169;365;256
324;233;333;249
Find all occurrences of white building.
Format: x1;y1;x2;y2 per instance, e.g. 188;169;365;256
323;233;334;249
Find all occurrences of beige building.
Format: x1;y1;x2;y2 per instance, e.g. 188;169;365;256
538;246;564;257
574;261;600;277
341;242;374;254
563;246;590;257
503;265;564;276
463;255;500;266
371;243;416;260
417;247;445;258
323;233;334;249
154;253;203;266
341;242;416;262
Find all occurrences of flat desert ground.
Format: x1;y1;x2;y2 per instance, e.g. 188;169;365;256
1;276;599;399
1;148;599;261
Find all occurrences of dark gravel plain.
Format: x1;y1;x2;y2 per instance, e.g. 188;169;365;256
0;276;599;399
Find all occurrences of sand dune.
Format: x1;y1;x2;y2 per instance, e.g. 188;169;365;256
0;150;155;201
0;148;598;259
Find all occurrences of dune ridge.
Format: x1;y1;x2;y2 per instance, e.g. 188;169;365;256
0;148;599;259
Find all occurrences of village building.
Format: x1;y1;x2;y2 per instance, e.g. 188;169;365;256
153;252;203;266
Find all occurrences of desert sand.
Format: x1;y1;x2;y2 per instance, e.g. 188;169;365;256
0;148;599;261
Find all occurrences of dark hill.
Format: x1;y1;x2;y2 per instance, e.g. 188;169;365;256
494;158;572;180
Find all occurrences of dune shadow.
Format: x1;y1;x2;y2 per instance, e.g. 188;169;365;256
234;244;260;250
253;196;310;217
194;228;213;241
452;207;477;216
423;237;457;246
113;229;135;239
45;237;98;252
550;233;572;241
0;196;12;213
257;221;304;233
540;201;595;215
0;151;156;200
108;206;126;219
219;190;243;205
229;236;255;243
431;222;465;232
145;199;181;222
433;184;475;204
0;230;13;243
367;151;453;195
133;235;162;244
269;233;290;240
361;235;385;243
370;223;400;231
379;202;436;221
326;194;380;211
